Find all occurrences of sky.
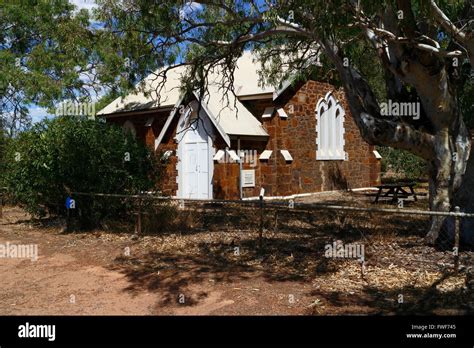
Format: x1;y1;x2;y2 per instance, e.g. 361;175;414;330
28;0;203;124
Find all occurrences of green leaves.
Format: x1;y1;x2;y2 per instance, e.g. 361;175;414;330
2;116;157;220
1;0;97;134
378;146;427;182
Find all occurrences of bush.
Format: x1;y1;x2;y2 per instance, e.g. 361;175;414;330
0;129;7;187
2;116;158;227
377;146;427;182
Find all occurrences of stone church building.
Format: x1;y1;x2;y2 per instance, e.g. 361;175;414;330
98;52;381;199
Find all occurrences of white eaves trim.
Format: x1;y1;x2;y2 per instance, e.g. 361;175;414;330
373;150;382;159
280;150;293;162
262;107;274;118
259;150;273;160
277;107;288;118
213;149;225;161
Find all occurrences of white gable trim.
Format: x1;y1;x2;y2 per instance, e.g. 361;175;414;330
155;94;185;150
192;92;231;147
213;149;225;161
277;107;288;118
226;149;240;161
373;150;382;159
273;79;292;100
154;94;231;151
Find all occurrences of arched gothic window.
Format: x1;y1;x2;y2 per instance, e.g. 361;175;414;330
315;92;345;160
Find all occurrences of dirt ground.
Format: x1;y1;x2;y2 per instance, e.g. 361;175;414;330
0;191;472;315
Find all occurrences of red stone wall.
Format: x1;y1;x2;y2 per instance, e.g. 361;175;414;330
213;139;267;199
215;80;381;199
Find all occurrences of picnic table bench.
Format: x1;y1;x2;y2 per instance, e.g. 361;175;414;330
373;182;418;204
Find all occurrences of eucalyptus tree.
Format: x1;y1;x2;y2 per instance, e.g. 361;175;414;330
0;0;99;136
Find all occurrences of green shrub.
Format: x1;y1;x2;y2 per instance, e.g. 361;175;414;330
2;116;159;227
377;146;427;182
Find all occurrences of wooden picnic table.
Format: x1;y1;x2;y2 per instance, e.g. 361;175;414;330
373;182;418;204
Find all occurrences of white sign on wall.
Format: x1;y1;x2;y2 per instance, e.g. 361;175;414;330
242;170;256;188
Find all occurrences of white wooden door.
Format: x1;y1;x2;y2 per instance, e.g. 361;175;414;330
183;143;199;198
197;142;210;198
182;122;211;199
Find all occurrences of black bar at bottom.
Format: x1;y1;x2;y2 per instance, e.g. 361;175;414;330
0;315;472;346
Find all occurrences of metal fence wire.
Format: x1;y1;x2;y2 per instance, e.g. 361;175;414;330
1;187;471;312
65;191;474;278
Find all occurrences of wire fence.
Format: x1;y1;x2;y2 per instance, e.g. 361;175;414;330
1;187;472;312
63;191;474;277
1;186;471;270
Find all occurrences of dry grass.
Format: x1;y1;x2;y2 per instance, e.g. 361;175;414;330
1;187;472;315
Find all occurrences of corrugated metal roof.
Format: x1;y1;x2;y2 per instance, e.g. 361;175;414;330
98;66;185;114
98;51;274;137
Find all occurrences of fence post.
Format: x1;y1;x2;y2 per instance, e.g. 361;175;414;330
135;197;142;235
65;195;72;232
259;188;265;251
454;206;460;272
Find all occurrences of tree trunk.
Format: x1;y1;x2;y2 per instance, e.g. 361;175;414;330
425;143;451;244
453;145;474;246
320;38;472;245
426;115;471;244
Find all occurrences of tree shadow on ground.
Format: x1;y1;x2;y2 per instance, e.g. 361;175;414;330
14;202;467;314
106;207;459;311
308;271;473;315
109;231;343;306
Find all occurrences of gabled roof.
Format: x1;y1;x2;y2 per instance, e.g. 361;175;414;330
97;51;308;137
98;51;322;137
98;66;185;114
